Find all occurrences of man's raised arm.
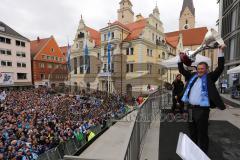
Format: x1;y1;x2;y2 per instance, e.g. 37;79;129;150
210;47;225;82
177;54;192;80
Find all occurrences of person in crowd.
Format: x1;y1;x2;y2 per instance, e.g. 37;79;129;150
0;87;128;159
178;46;226;155
171;74;184;114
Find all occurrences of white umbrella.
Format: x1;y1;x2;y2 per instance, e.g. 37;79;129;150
227;65;240;74
161;55;211;68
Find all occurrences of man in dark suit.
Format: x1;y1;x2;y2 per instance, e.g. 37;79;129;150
178;46;226;154
172;74;184;114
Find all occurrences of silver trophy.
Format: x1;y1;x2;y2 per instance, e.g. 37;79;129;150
180;28;225;66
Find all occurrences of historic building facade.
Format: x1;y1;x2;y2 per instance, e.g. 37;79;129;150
30;36;68;87
70;0;170;96
0;21;32;88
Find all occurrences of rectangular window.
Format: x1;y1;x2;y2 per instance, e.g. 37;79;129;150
0;49;5;55
17;62;26;68
47;56;51;60
126;64;133;73
16;52;25;57
111;32;115;39
39;63;45;68
55;57;58;61
147;64;152;74
97;53;100;60
17;73;27;80
130;64;133;72
6;50;11;55
0;36;5;43
147;49;149;56
7;61;12;66
21;41;25;47
104;64;107;72
130;48;134;55
111;63;114;73
21;52;26;57
1;61;6;66
51;56;54;60
42;55;46;60
80;56;84;74
74;57;77;74
1;61;12;67
6;38;11;44
17;63;21;67
104;34;107;41
16;40;21;46
126;48;129;55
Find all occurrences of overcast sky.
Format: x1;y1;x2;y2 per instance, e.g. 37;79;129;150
0;0;219;46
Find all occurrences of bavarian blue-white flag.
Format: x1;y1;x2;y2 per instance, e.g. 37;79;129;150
67;43;71;72
107;31;111;72
83;38;89;73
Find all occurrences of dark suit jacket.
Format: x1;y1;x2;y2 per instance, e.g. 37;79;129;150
172;80;184;97
178;57;226;110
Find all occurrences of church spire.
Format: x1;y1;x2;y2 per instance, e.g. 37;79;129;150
179;0;195;30
180;0;195;17
153;2;160;18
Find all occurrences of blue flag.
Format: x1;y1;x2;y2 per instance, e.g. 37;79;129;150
67;43;71;72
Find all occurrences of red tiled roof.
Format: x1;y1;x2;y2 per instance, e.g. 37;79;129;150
86;27;101;47
165;27;208;46
30;38;50;56
125;19;147;41
165;36;179;48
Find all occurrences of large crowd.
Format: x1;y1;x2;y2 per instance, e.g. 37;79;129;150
0;88;127;160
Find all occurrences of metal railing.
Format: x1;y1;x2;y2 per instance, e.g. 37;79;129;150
124;89;171;160
37;125;102;160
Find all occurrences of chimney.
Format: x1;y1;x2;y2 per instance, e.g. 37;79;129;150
136;13;144;21
37;36;40;42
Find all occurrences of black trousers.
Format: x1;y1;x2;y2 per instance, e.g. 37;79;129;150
172;97;184;113
188;107;210;155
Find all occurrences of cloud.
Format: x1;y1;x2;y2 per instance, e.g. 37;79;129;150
0;0;218;46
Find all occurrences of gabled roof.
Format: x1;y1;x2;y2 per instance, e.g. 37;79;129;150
30;37;50;56
0;21;29;41
125;18;147;41
86;26;101;47
165;27;208;46
165;36;179;48
180;0;195;17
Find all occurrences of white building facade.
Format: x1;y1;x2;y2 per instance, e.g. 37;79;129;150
0;21;32;87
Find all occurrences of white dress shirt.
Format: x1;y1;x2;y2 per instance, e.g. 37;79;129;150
189;77;202;105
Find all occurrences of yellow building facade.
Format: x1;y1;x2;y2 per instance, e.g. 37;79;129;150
69;0;170;96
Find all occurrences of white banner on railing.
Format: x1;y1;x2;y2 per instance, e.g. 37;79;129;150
0;72;14;85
